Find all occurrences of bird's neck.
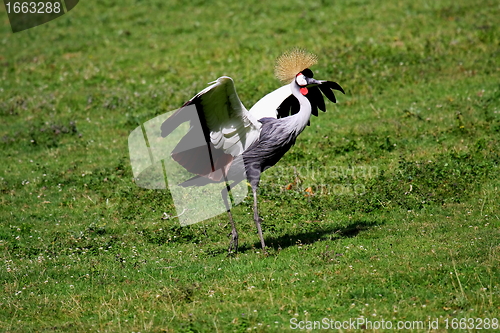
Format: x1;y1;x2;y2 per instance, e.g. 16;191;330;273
289;82;312;134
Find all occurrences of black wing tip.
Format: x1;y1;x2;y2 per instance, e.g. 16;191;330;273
319;85;337;103
327;81;345;95
277;94;299;119
275;78;345;119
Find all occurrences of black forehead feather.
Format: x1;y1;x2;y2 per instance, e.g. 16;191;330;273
301;68;314;78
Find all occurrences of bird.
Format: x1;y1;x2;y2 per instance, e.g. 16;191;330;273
160;49;344;252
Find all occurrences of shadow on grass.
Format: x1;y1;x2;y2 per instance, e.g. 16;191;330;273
202;220;382;256
239;219;381;253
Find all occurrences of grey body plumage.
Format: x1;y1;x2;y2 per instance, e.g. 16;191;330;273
243;117;300;188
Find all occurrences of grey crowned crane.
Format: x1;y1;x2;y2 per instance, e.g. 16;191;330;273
160;49;344;252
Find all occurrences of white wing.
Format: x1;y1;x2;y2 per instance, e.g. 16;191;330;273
196;76;261;156
160;77;261;182
162;76;261;158
248;84;292;120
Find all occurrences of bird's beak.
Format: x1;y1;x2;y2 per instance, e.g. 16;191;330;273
305;77;324;87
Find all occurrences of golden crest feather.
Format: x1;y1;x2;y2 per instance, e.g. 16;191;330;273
274;48;318;83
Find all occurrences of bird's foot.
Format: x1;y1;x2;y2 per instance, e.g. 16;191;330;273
261;243;267;253
228;230;239;253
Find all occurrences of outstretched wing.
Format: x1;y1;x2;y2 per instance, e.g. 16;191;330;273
161;76;261;182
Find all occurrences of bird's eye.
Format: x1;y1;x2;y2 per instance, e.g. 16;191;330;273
295;74;307;86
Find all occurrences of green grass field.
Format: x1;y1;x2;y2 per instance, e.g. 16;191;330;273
1;0;499;331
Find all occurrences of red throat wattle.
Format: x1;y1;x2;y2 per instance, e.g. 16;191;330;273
300;87;308;95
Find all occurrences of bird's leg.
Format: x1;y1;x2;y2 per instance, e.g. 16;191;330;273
252;186;266;250
226;211;238;253
221;179;242;253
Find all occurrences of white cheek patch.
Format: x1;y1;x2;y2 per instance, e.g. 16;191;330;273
295;74;307;86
